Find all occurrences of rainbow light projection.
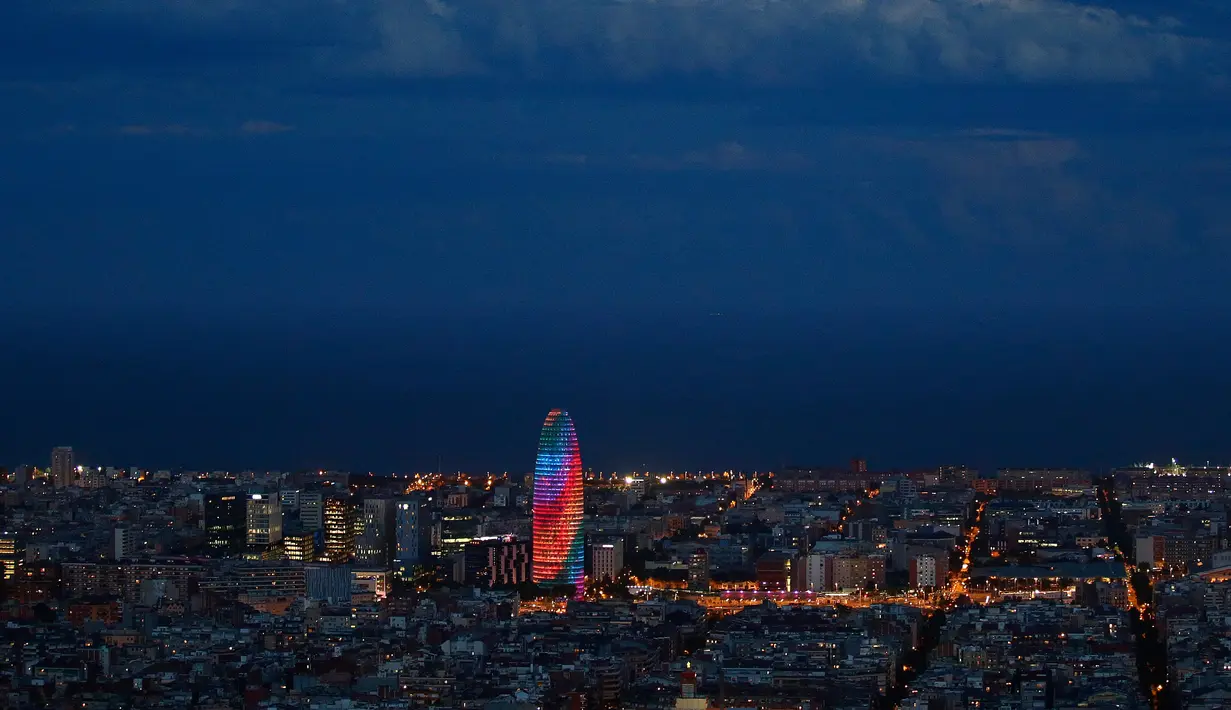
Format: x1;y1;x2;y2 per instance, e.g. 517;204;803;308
531;409;585;595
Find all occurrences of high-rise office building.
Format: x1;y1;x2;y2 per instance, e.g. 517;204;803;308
51;447;75;488
283;529;317;562
531;409;585;594
299;491;323;532
246;494;283;547
203;492;245;556
322;497;358;563
394;497;424;579
356;497;396;566
355;525;383;566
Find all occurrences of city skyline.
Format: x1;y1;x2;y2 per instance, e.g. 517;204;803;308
3;415;1226;708
2;1;1229;707
11;442;1231;480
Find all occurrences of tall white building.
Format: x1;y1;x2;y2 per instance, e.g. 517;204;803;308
591;538;625;581
114;526;137;560
1136;535;1162;568
246;494;283;547
805;553;829;591
909;553;945;589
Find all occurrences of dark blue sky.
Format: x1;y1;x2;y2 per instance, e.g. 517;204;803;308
2;0;1230;473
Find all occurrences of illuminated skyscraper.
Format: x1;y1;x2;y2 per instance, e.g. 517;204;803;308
322;497;358;563
283;529;317;562
246;494;283;547
531;409;585;593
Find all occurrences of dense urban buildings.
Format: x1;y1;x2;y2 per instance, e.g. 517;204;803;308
530;409;585;593
3;439;1227;709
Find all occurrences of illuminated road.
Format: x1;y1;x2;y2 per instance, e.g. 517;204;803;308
699;592;937;614
945;499;987;603
1097;481;1168;710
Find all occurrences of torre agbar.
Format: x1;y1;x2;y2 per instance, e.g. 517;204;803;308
531;409;585;593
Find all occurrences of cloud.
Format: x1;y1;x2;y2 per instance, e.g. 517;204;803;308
631;142;812;172
240;120;295;134
543;153;589;166
841;129;1172;250
885;131;1084;169
111;121;293;137
1;0;1213;85
530;143;810;171
118;124;209;137
947;128;1058;140
360;0;1195;83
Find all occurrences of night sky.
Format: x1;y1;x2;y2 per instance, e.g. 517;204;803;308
2;1;1230;473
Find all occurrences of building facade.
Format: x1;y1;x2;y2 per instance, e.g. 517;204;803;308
356;497;396;565
323;497;358;563
531;409;585;594
113;527;137;561
203;492;245;556
299;491;324;532
688;548;711;592
246;494;283;548
51;446;75;488
283;531;316;562
909;553;948;589
590;538;625;582
465;537;532;587
394;497;425;579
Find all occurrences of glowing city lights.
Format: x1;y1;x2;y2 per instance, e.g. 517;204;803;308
531;409;585;596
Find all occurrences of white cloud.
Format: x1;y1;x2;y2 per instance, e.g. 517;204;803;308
20;0;1200;84
357;0;1191;83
